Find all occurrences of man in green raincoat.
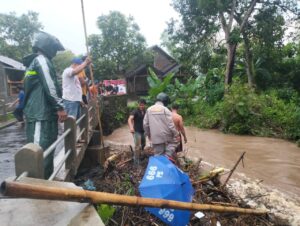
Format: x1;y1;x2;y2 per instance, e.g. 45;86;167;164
23;31;67;179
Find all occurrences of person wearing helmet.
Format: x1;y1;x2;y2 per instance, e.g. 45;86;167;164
143;92;179;162
23;31;67;179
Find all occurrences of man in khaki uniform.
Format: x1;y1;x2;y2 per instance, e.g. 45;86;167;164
143;93;179;161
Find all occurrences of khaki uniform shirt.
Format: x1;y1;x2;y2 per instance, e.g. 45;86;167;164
143;101;179;144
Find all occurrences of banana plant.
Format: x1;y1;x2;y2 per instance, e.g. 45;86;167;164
147;67;174;99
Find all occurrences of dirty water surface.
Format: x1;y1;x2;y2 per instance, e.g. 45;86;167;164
0;123;26;182
105;125;300;198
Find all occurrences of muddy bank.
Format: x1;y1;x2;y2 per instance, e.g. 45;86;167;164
105;125;300;198
227;175;300;225
75;146;275;226
104;126;300;225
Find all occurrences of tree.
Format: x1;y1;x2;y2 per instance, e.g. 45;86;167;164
237;3;297;88
0;11;43;61
167;0;258;86
166;0;299;86
52;50;75;75
89;11;147;80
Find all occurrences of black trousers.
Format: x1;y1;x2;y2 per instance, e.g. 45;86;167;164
13;108;24;122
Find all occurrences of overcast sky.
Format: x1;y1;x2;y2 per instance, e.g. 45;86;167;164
0;0;179;55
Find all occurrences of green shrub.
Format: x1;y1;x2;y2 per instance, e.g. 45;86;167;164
222;81;264;135
97;204;115;224
127;101;138;113
145;68;300;141
221;80;300;139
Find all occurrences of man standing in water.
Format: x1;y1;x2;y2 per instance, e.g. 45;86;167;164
23;31;67;179
143;93;179;162
171;104;187;152
128;99;146;164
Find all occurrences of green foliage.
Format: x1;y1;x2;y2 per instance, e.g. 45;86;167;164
222;81;264;134
0;113;14;122
221;80;300;139
127;101;138;113
97;204;115;225
165;0;299;85
148;72;300;140
114;108;127;123
229;28;242;45
89;11;147;80
0;11;43;61
119;173;135;196
147;68;174;99
52;50;75;74
158;0;300;141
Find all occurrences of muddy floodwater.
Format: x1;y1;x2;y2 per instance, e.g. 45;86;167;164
105;125;300;198
1;122;299;199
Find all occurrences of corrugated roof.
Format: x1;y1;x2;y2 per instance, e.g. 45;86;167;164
0;55;25;70
125;45;180;78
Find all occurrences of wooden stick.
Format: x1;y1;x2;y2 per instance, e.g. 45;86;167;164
80;0;94;84
210;201;239;207
116;158;133;168
223;152;246;187
81;0;104;147
1;180;267;215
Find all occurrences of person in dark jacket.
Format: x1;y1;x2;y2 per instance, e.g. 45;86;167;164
128;99;146;164
23;31;67;179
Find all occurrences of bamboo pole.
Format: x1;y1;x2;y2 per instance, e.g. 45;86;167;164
80;0;104;147
1;180;267;215
80;0;94;84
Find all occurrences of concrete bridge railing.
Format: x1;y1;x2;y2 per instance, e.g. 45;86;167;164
14;99;100;181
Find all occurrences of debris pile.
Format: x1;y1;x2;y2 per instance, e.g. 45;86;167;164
74;149;281;225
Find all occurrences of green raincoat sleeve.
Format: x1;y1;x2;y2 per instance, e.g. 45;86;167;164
24;54;64;121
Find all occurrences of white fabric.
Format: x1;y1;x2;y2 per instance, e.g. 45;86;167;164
62;67;82;101
118;84;126;94
34;121;41;145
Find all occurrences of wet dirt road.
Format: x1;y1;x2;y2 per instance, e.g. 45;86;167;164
0;123;26;182
105;125;300;198
0;123;64;183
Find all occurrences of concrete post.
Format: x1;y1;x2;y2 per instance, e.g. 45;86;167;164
81;106;89;142
15;143;44;179
64;117;77;174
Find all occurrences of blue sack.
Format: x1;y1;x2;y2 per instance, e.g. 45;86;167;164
139;156;194;226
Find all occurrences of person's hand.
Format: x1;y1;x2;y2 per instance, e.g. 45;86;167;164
57;110;67;122
130;128;134;133
85;57;92;65
184;137;187;143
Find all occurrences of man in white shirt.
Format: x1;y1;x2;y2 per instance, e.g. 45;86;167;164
62;57;91;119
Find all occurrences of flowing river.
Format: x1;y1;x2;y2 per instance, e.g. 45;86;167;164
105;125;300;198
1;123;300;198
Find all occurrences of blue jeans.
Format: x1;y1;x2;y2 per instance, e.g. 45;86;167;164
63;99;81;119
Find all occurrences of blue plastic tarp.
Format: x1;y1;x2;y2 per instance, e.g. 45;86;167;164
139;156;194;226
